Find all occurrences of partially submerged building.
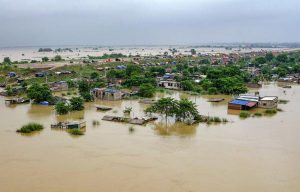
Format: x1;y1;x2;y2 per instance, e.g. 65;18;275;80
158;80;182;90
259;96;278;109
228;99;258;110
228;94;278;110
93;88;122;100
49;81;69;92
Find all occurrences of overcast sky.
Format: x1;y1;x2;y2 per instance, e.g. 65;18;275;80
0;0;299;47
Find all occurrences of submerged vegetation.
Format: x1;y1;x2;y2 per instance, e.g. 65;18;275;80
145;97;200;124
239;111;251;118
123;107;132;114
129;126;135;133
17;123;44;133
279;99;289;104
69;129;84;135
264;109;278;115
254;112;263;117
92;120;100;127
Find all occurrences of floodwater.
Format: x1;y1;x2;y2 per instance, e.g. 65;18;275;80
0;83;299;192
0;46;290;61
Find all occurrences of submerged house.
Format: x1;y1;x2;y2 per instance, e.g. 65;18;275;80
49;81;69;92
93;88;122;100
158;80;182;90
228;95;259;110
258;96;278;109
228;99;258;110
228;94;278;110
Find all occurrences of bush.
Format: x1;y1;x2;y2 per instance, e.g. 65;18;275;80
139;83;155;98
208;87;218;94
264;109;277;115
222;118;228;123
92;120;100;126
27;83;53;103
254;112;262;117
69;129;84;135
129;126;135;133
80;92;94;102
239;111;251;118
17;123;44;133
213;117;222;123
70;97;84;111
279;99;289;104
123;107;132;114
55;102;70;115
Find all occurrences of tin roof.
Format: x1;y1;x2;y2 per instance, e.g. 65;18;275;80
229;99;249;105
260;96;278;101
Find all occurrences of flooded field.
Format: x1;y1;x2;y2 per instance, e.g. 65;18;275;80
0;83;299;192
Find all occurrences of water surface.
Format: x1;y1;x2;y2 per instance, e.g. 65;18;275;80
0;83;299;192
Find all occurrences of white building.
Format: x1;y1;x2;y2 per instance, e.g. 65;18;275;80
259;96;278;109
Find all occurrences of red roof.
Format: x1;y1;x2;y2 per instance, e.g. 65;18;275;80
246;101;257;108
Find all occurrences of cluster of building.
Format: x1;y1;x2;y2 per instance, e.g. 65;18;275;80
228;94;278;110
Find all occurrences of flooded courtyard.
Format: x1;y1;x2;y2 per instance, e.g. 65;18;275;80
0;83;299;192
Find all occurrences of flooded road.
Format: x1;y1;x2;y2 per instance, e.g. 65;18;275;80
0;83;299;192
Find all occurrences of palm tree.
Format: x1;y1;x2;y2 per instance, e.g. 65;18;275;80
145;97;178;125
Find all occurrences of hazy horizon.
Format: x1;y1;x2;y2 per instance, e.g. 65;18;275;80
0;0;299;47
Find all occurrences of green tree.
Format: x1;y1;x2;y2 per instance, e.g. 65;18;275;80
176;98;199;121
181;80;195;91
80;92;94;102
139;83;155;97
191;49;196;55
149;66;165;76
78;80;90;93
54;55;62;61
145;97;178;124
276;54;288;63
42;57;49;62
55;102;70;115
90;72;99;79
106;69;126;79
70;97;84;111
199;58;210;65
30;60;38;63
255;57;267;65
3;57;11;64
176;64;184;72
27;83;52;103
125;64;142;77
265;52;274;61
5;86;15;96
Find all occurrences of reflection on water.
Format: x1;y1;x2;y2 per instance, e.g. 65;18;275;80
152;122;197;136
55;110;85;122
0;83;300;192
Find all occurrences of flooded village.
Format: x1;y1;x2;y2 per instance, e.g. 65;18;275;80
0;46;300;192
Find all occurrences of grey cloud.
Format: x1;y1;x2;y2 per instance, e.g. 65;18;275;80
0;0;299;46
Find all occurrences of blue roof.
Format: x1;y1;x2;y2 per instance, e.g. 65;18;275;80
39;101;49;105
8;72;17;76
229;99;249;106
163;74;173;79
116;65;127;69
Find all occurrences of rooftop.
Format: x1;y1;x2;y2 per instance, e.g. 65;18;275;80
260;96;278;101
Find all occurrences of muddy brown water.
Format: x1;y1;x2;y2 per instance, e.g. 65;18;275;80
0;83;299;192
